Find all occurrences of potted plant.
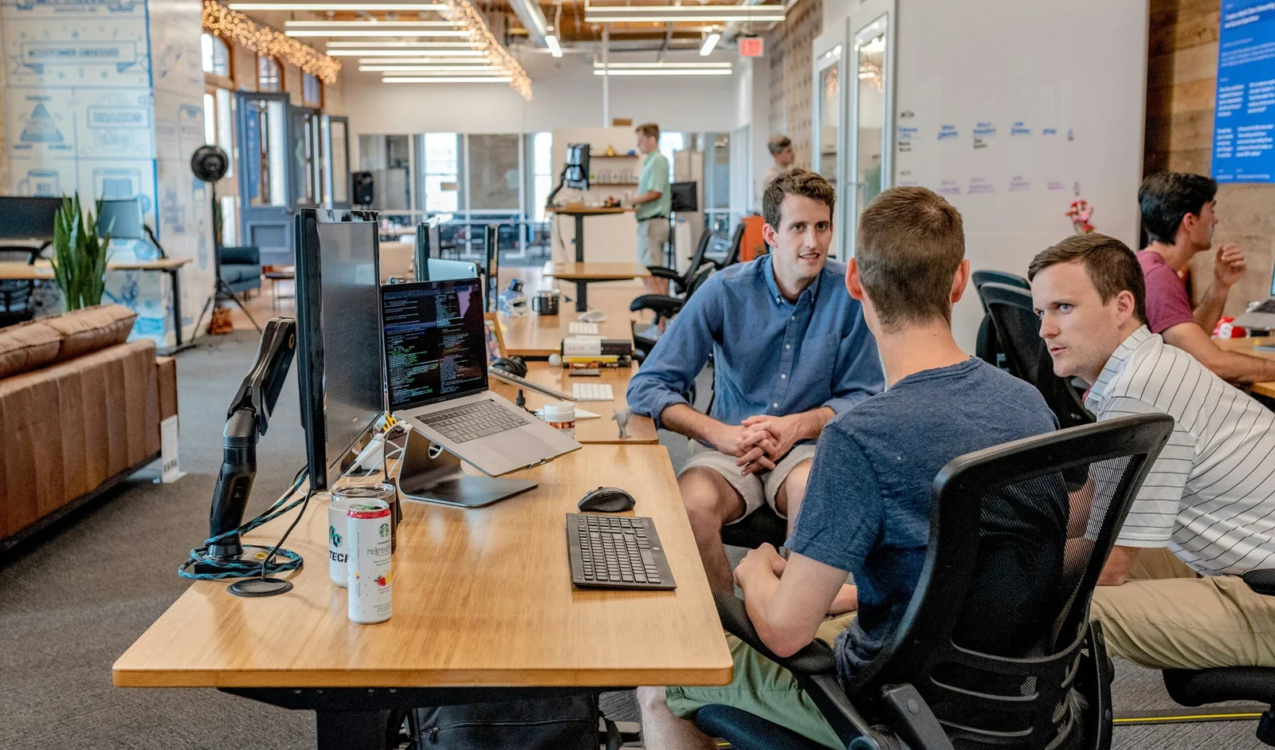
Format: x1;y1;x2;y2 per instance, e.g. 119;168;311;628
50;194;111;311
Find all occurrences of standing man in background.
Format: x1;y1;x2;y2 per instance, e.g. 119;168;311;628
763;134;796;188
632;123;671;295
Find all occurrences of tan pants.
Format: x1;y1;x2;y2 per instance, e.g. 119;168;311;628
1090;547;1275;670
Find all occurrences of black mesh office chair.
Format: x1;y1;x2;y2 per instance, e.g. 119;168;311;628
981;282;1094;429
693;413;1174;750
1161;569;1275;747
712;222;746;270
0;248;38;328
972;271;1029;368
647;228;716;296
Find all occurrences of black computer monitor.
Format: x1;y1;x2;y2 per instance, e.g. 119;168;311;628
566;143;590;190
670;181;698;213
294;208;385;492
0;197;62;241
97;198;146;240
484;224;500;313
414;218;442;279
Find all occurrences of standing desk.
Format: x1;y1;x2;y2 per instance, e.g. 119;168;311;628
113;445;731;749
1216;337;1275;399
488;361;658;444
546;206;629;265
0;258;192;353
548;262;651;312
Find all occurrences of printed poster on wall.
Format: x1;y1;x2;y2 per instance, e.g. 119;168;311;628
1212;0;1275;183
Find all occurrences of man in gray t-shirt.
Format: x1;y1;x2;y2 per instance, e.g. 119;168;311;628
638;187;1060;750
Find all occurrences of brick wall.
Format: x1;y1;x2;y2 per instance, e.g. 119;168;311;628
766;0;822;167
1146;0;1275;316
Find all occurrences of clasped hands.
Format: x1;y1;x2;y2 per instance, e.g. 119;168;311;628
713;414;803;476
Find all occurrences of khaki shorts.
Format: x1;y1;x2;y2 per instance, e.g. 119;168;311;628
666;614;855;750
679;441;817;522
636;218;668;267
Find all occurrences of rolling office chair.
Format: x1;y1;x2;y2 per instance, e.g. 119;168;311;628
1160;570;1275;747
694;413;1175;750
629;263;716;363
712;221;746;270
0;248;37;327
646;228;716;296
981;282;1095;428
971;270;1029;368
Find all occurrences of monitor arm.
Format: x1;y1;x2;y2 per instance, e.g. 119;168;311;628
143;224;167;260
545;164;570;208
207;318;297;559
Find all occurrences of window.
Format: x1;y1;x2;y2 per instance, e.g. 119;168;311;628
303;73;323;108
530;132;552;221
201;33;230;78
258;56;283;92
421;133;461;214
467;134;520;212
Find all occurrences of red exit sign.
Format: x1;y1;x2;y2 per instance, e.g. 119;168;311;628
739;37;764;57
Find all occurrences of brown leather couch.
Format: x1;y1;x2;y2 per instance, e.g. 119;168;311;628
0;304;178;551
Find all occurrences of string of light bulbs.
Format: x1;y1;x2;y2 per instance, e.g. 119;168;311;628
439;0;531;99
202;0;342;84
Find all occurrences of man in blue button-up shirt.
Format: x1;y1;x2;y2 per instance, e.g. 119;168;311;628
627;169;884;593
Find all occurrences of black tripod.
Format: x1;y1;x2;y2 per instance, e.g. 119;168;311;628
190;183;261;341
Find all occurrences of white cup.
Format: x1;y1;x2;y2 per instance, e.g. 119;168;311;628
543;402;576;437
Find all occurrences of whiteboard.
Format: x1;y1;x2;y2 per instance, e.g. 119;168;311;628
891;0;1150;349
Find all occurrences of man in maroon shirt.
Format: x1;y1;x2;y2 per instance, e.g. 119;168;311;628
1137;172;1275;382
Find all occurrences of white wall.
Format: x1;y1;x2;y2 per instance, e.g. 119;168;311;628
343;54;737;138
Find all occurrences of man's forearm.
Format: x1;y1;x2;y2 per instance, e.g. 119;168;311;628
737;564;786;650
1193;283;1230;334
632;190;661;206
660;403;728;444
794;407;836;441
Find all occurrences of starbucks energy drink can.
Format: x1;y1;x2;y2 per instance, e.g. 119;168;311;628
346;499;393;624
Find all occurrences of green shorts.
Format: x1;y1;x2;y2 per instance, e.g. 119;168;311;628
665;614;855;750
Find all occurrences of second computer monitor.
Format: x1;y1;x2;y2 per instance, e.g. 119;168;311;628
0;197;63;241
97;198;146;240
294;208;384;492
566;143;590;190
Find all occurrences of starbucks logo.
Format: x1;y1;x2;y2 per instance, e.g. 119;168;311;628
379;523;390;538
329;525;343;547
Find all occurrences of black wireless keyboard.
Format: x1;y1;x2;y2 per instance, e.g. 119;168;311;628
567;513;676;590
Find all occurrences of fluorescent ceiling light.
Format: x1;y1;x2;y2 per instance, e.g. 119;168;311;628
592;61;731;68
285;20;457;28
545;34;563;57
358;56;490;64
584;3;785;23
384;76;513;83
230;2;444;9
592;68;731;76
699;32;721;56
360;65;504;72
329;48;487;56
326;40;476;47
288;29;470;37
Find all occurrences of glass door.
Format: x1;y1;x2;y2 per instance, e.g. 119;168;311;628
236;91;293;266
811;28;845;256
288;105;322;210
325;115;351;209
843;0;896;259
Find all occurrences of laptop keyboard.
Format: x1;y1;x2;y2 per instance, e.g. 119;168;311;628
416;399;532;443
572;383;614;401
1252;299;1275;315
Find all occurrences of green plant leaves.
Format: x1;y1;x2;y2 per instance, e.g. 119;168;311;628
49;193;112;311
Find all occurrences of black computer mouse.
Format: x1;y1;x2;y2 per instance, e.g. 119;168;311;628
578;486;636;513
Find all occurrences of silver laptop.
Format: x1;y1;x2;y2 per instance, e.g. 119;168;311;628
381;278;580;476
1235;269;1275;331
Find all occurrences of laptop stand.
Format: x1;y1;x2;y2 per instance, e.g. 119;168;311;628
393;428;537;508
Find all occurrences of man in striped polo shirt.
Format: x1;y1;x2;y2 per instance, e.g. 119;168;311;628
1029;233;1275;670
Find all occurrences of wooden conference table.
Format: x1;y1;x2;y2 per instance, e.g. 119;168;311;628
113;445;731;749
501;281;646;359
1217;337;1275;399
0;258;192;351
549;261;651;312
488;361;658;444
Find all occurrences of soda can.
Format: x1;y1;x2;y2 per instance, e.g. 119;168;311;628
334;483;398;553
327;494;359;588
346;499;393;624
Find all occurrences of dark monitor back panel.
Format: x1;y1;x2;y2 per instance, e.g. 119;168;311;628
294;208;384;492
96;199;145;240
0;197;63;242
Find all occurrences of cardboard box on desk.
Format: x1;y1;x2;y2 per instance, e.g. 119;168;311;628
562;336;632;368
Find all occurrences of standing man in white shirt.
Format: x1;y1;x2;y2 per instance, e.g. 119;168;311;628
1029;233;1275;670
631;123;671;295
763;134;796;189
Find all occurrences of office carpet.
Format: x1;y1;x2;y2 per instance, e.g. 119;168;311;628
0;330;1266;749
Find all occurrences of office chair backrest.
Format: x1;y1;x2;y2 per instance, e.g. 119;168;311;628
849;414;1174;749
973;269;1029;314
981;282;1094;428
0;248;37;323
683;228;715;285
721;222;746;268
683;263;714;301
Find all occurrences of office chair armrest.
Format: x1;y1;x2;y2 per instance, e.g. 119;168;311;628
630;295;684;320
713;591;837;676
879;685;955;750
1243;569;1275;596
647;266;681;281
